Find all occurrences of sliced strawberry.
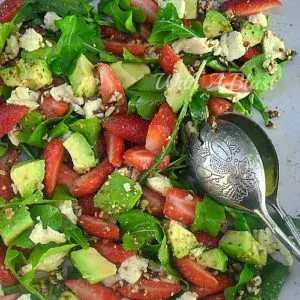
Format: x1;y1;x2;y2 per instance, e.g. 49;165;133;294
95;239;136;264
57;163;80;190
0;0;22;23
164;188;200;225
183;19;192;28
159;45;180;75
101;26;129;42
175;257;218;288
118;279;181;299
0;149;18;171
0;173;14;201
146;103;177;154
199;73;252;93
220;0;282;17
0;104;29;138
207;293;226;300
208;96;231;116
105;131;125;168
98;63;127;112
104;40;147;57
71;159;115;198
0;246;17;285
123;147;170;171
130;0;159;24
103;115;149;144
194;232;222;249
65;279;119;300
78;215;120;240
142;186;165;216
138;23;152;40
191;274;234;298
43;139;64;197
40;95;69;119
242;47;263;61
79;194;101;216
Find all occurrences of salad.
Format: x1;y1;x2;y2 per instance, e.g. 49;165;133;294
0;0;297;299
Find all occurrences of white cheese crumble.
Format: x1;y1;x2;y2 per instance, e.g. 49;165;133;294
8;125;21;146
5;33;20;59
214;31;246;62
253;228;293;266
50;83;84;106
176;291;198;300
102;274;121;287
147;175;173;196
36;253;66;272
83;98;103;119
42;12;61;32
19;28;44;52
123;183;132;192
263;31;289;60
158;0;185;18
17;295;32;300
29;221;66;245
21;264;33;275
7;87;40;110
58;200;78;224
248;13;268;28
118;255;149;284
172;37;219;55
209;86;250;103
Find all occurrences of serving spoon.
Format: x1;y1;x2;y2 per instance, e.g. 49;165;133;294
188;117;300;261
219;113;300;247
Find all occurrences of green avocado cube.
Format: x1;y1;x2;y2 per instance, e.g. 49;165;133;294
241;21;264;47
71;248;117;284
199;248;228;272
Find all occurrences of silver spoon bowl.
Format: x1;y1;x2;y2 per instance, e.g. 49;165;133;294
189;118;300;262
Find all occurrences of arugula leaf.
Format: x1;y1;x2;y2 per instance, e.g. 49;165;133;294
148;3;205;47
13;0;37;24
12;228;35;249
224;264;256;300
189;91;210;129
48;15;103;76
191;195;226;236
48;121;69;140
252;93;270;126
52;185;77;202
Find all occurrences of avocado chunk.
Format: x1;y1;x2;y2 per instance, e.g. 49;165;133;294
71;247;117;284
0;22;17;53
219;230;267;266
185;0;197;19
69;54;97;98
0;59;53;90
111;61;150;89
0;206;33;245
167;220;198;258
164;60;197;112
21;45;53;61
63;133;97;174
241;21;264;47
199;248;228;272
10;160;45;198
95;172;142;217
203;11;233;38
59;291;79;300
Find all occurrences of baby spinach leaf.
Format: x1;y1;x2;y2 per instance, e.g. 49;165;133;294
191;195;226;236
13;0;37;24
189;91;210;129
148;3;205;47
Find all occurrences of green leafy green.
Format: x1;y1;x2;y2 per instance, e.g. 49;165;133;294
191;195;226;236
52;185;77;202
12;228;35;249
0;22;17;53
0;144;7;157
48;15;103;76
252;93;270;126
148;3;205;47
48;121;69;139
13;0;37;24
189;91;210;129
123;48;159;64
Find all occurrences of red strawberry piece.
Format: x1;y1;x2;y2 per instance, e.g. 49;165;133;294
0;294;21;300
0;173;14;201
164;188;200;225
0;149;18;171
123;147;170;171
130;0;159;24
103;115;149;144
118;279;181;299
146;103;177;154
71;159;115;198
208;96;231;116
98;63;127;112
95;239;136;264
207;293;227;300
0;0;22;23
138;23;152;40
191;273;234;298
159;45;180;75
43;139;64;197
0;246;17;285
101;26;129;42
40;95;69;119
199;73;252;93
194;232;222;249
183;19;192;28
78;215;120;240
105;131;125;168
0;104;29;138
103;40;147;57
142;186;165;216
78;194;101;216
175;257;218;288
57;163;80;190
65;279;119;300
242;47;263;61
220;0;282;17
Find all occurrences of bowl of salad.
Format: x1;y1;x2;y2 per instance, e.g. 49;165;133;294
0;0;298;299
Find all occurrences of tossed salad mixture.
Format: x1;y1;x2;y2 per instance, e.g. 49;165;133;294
0;0;297;299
